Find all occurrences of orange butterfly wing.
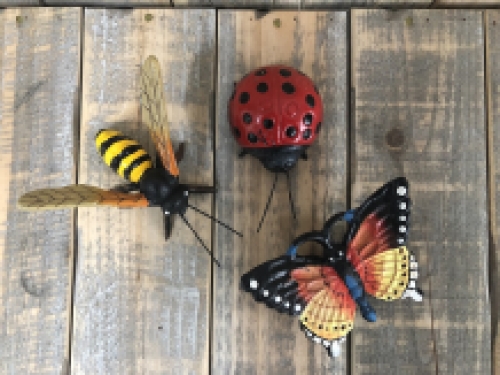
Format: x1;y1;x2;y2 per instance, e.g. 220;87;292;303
346;178;420;301
291;266;356;341
140;55;179;177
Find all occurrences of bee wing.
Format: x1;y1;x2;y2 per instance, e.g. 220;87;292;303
141;55;179;177
18;185;149;210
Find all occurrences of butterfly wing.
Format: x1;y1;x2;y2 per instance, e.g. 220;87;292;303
241;255;356;356
140;55;179;177
18;185;149;210
345;177;422;301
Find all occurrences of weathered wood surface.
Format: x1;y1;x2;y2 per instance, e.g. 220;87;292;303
436;1;500;6
0;1;40;5
73;8;215;375
172;0;431;7
351;9;490;375
486;10;500;375
215;10;348;375
0;7;80;375
303;0;431;8
45;0;171;6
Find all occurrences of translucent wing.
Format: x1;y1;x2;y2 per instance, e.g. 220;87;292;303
241;255;355;357
141;55;179;177
345;177;422;301
18;185;149;210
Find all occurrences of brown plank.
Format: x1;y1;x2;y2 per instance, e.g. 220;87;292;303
46;0;170;5
303;0;431;8
351;9;490;375
486;10;500;375
215;10;348;374
72;9;215;375
0;8;80;375
173;0;273;7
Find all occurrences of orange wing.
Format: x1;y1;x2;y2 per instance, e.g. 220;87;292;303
291;266;356;341
346;178;421;301
240;255;355;357
140;55;179;177
18;185;149;210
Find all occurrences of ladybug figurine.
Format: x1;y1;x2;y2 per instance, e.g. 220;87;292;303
228;65;323;230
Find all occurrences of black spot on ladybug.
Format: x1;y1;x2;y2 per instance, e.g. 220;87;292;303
306;94;315;108
243;113;252;124
282;82;295;94
248;133;258;143
279;68;292;77
255;69;266;76
303;113;313;126
257;82;268;93
232;127;241;138
315;122;322;134
286;126;297;138
263;118;274;129
303;129;312;140
240;92;250;104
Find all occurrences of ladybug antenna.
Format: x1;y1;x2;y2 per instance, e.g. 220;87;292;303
188;204;243;237
257;173;279;232
285;171;297;221
179;213;221;267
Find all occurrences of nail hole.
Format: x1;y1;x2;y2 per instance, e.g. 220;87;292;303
385;128;405;151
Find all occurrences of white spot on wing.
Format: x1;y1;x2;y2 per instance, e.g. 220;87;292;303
249;279;258;290
397;186;407;196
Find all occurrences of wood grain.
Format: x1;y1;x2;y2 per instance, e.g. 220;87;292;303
351;9;490;375
173;0;273;7
486;10;500;375
304;0;431;8
45;0;171;5
0;1;41;5
73;9;215;375
215;10;348;375
0;8;80;375
436;1;500;6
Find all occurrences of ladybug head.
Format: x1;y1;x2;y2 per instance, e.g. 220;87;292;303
241;145;307;173
228;65;323;172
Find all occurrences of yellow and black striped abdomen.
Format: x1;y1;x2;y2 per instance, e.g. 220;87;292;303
95;129;153;183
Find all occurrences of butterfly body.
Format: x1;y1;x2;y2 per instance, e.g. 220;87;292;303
241;177;423;356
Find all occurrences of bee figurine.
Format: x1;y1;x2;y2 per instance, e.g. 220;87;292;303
18;55;241;267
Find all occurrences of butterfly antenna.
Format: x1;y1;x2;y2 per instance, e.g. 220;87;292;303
188;204;243;237
285;171;297;221
257;173;279;233
179;213;221;268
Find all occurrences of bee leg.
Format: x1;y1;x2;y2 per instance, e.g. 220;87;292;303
111;183;139;193
185;184;216;194
164;213;173;240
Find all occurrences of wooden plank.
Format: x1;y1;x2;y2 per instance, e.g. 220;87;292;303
351;9;490;375
486;10;500;375
0;1;41;5
215;10;348;375
436;1;500;7
72;9;215;375
0;8;80;375
303;0;431;9
45;0;171;5
173;0;272;7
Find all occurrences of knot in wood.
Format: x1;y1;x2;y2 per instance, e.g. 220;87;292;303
385;128;405;151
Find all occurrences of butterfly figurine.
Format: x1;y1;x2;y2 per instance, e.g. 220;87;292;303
240;177;423;356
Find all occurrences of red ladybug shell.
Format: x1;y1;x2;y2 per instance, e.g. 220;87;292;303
229;65;323;148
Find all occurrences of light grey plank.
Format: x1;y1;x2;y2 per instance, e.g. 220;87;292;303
0;7;81;375
486;10;500;375
214;10;348;375
351;9;490;375
72;9;215;375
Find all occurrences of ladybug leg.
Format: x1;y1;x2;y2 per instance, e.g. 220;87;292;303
301;151;308;160
238;149;247;158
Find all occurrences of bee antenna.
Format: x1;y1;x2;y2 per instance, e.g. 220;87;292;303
179;213;221;268
285;171;297;221
187;204;243;237
257;173;279;233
